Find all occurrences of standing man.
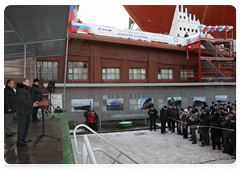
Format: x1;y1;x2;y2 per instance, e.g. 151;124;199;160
160;106;168;134
166;104;173;131
188;110;198;144
171;105;179;133
16;79;38;147
31;78;42;122
148;106;158;131
4;79;17;137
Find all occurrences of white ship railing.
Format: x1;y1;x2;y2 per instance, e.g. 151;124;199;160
73;124;138;164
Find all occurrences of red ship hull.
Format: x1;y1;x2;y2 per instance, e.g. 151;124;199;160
123;5;236;39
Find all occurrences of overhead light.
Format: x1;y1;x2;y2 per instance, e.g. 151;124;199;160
148;20;151;22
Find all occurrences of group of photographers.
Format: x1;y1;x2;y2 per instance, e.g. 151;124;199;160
148;101;236;156
84;109;99;131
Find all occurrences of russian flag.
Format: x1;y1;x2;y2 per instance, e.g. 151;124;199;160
68;5;75;35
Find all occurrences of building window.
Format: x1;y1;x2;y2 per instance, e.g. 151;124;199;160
158;69;173;80
68;62;88;80
129;68;146;80
37;61;58;80
180;69;194;80
102;68;120;80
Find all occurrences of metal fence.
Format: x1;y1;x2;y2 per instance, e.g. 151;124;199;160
52;85;236;126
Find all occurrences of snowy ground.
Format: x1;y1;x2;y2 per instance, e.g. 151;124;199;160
71;129;236;164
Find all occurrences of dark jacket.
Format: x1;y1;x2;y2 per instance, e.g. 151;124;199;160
148;108;158;120
200;111;209;130
209;112;222;128
166;108;173;119
231;124;238;147
171;107;179;120
31;84;42;103
16;83;33;116
160;108;167;122
4;85;16;114
94;112;99;124
220;118;233;138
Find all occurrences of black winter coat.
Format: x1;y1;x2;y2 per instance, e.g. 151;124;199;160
94;112;99;123
160;108;167;122
148;109;158;120
171;108;179;120
166;108;173;119
231;124;238;147
4;85;16;114
16;83;33;116
200;112;209;130
220;119;232;138
209;113;221;127
31;84;42;102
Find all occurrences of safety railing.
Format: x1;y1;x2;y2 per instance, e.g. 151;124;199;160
73;124;138;164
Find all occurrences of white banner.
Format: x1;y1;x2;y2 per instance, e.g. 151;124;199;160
72;23;187;46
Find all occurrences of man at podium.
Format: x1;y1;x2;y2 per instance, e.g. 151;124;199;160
31;78;42;122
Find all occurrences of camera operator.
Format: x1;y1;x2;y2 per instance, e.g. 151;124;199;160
148;106;158;131
93;110;99;131
200;108;210;146
209;109;222;150
84;110;90;131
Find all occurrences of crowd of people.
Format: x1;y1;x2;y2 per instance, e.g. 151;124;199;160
148;102;236;156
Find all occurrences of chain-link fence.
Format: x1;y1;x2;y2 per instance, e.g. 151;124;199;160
52;85;236;127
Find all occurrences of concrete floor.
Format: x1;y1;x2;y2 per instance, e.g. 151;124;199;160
4;118;63;164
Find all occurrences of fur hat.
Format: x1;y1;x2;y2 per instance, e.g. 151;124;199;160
33;78;40;82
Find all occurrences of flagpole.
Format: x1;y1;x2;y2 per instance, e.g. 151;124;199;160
63;32;69;111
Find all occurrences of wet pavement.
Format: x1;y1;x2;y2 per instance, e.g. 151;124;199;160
4;118;63;164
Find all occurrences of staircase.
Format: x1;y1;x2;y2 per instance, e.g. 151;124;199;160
187;32;235;83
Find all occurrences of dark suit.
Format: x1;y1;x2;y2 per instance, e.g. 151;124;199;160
31;84;42;121
160;108;167;133
16;83;33;144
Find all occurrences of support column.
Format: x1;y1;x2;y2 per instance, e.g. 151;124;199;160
24;43;26;78
63;33;69;111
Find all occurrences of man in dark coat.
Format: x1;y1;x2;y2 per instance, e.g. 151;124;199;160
160;106;168;134
148;106;158;131
93;110;99;131
220;114;233;153
199;108;210;146
31;78;42;122
166;105;173;131
171;105;179;133
16;79;38;147
4;79;17;137
209;109;222;150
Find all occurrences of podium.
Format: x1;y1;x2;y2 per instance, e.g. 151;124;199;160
33;100;60;147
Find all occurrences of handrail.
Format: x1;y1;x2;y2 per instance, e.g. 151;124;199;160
82;135;98;164
92;148;123;164
73;124;138;164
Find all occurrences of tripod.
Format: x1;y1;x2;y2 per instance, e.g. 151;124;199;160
34;106;60;147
